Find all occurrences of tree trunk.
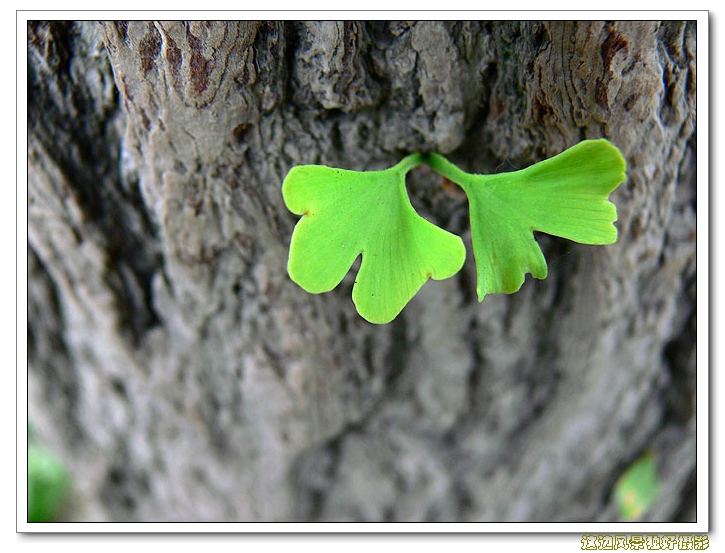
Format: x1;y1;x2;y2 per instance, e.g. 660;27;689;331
27;20;697;522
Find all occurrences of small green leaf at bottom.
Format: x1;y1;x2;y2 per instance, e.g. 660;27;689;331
28;443;70;522
614;453;662;521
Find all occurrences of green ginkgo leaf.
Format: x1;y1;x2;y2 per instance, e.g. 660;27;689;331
283;157;466;324
425;139;626;301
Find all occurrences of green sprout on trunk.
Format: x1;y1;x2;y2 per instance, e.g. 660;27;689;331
283;139;626;324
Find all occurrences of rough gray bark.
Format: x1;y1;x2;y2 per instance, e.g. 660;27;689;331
27;20;696;522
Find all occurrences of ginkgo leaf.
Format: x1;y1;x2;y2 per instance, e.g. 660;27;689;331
282;158;466;324
425;139;626;301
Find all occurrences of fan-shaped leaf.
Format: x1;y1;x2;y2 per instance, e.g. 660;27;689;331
283;160;465;324
426;139;626;301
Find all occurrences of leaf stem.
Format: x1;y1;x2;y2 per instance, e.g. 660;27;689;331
392;153;427;174
420;153;470;185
